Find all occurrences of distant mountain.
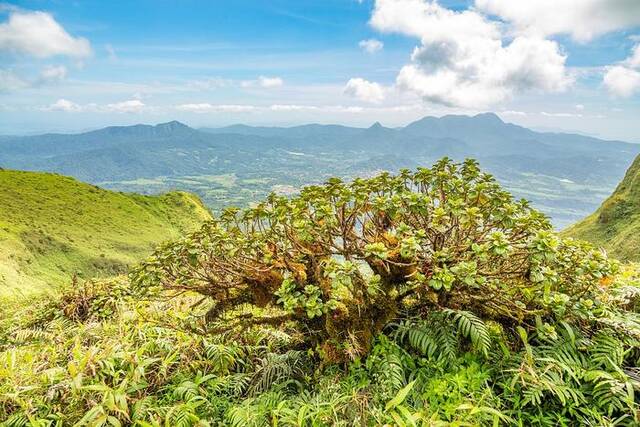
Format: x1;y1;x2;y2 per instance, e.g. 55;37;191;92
563;154;640;261
0;169;211;296
1;114;639;227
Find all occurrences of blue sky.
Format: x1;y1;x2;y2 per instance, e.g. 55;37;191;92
1;0;640;141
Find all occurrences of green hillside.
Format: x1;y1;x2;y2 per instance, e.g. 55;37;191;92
0;169;211;296
563;154;640;261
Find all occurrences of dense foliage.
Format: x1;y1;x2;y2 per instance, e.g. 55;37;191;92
2;159;640;426
133;158;620;362
2;265;640;426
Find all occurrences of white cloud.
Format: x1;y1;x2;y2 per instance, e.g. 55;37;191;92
39;65;67;83
0;9;91;58
370;0;571;108
604;65;640;97
176;103;256;113
106;99;145;113
1;64;67;92
476;0;640;42
603;43;640;97
240;76;284;89
499;110;527;117
343;77;385;103
45;98;82;112
541;111;584;118
42;99;147;113
258;76;283;88
359;38;384;53
626;44;640;68
270;104;319;111
575;104;585;110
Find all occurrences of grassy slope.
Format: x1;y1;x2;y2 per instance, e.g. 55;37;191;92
563;154;640;261
0;169;212;297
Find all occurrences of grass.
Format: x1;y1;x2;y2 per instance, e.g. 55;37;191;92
564;154;640;262
0;169;212;297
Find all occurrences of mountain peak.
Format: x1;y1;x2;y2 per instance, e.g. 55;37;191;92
369;121;383;129
156;120;191;130
473;112;503;124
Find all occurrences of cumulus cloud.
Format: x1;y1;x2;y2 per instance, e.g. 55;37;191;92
106;99;145;113
475;0;640;42
176;103;256;113
603;43;640;97
45;98;82;112
0;9;91;58
359;38;384;53
369;0;572;108
343;78;385;103
604;65;640;97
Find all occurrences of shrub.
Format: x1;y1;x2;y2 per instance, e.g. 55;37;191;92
131;158;619;362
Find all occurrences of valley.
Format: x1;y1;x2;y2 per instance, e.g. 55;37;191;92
2;114;637;228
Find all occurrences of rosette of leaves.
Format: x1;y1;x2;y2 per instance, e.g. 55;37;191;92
131;158;618;362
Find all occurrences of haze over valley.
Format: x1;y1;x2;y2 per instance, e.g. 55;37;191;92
2;113;637;228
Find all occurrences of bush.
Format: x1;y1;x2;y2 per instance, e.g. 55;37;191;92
132;158;619;362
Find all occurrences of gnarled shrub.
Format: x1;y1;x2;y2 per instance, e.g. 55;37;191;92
131;158;617;362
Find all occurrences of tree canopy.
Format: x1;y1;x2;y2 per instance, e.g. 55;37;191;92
132;158;618;362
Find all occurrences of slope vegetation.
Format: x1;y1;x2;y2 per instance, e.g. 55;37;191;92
2;160;639;426
0;169;211;296
564;154;640;261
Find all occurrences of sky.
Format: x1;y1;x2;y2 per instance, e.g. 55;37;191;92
1;0;640;141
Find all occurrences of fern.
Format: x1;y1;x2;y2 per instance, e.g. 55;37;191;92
247;350;306;396
443;309;492;357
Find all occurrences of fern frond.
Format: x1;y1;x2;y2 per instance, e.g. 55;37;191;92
444;309;492;357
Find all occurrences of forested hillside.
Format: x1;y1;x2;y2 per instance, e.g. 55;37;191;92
0;170;211;297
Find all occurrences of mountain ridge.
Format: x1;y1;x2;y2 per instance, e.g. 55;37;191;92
1;114;639;228
563;154;640;261
0;169;212;296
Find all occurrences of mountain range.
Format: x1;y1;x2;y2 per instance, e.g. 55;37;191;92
1;113;639;228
